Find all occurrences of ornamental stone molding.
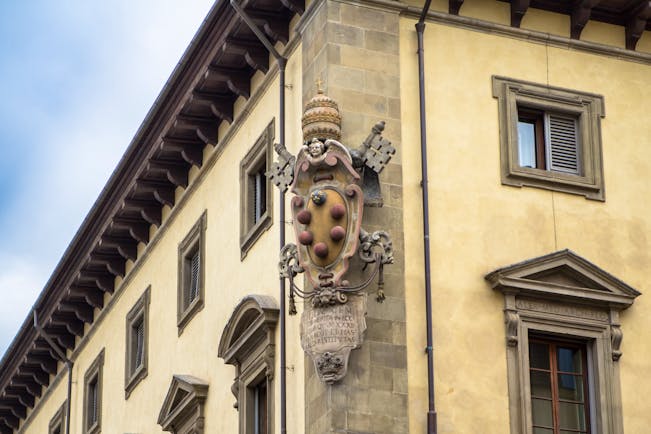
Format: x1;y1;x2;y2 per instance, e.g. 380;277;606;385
157;375;209;434
486;249;641;360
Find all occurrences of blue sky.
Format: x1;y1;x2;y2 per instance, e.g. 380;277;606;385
0;1;214;355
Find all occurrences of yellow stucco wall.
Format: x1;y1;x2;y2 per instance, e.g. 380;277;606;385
400;9;651;434
20;45;305;434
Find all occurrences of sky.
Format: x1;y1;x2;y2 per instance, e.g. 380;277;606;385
0;0;215;356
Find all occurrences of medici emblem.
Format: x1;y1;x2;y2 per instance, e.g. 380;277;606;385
272;87;395;383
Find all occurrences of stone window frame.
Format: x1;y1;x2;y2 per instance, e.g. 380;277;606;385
83;349;105;434
157;375;209;434
48;401;66;434
492;76;606;201
486;250;640;434
218;295;279;434
240;120;274;258
125;286;150;399
177;211;207;334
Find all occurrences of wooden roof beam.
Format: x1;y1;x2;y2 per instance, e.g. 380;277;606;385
67;285;105;310
223;37;270;73
205;65;251;99
99;235;138;262
571;0;600;39
11;377;41;399
0;400;26;420
16;365;49;388
0;413;18;430
449;0;464;15
146;160;190;189
50;312;84;337
280;0;304;15
4;387;34;409
175;114;219;145
510;0;530;27
626;1;650;50
40;326;75;351
10;377;41;399
190;90;234;123
31;340;58;361
5;384;36;408
111;216;150;245
24;353;58;376
122;198;162;227
89;251;126;277
161;137;205;168
134;179;176;208
59;300;94;324
77;269;115;294
244;10;290;44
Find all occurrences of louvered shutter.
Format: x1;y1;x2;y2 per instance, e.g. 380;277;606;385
254;170;265;223
134;319;145;368
546;113;580;174
189;250;200;303
89;380;98;426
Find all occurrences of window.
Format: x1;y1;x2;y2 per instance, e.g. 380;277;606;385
240;120;274;258
486;250;640;434
218;295;279;434
48;402;66;434
249;379;268;434
83;349;104;434
528;336;590;434
177;211;207;334
125;286;150;398
157;375;209;434
492;76;605;200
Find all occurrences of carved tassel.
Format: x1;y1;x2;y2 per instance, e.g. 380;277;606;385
376;264;386;303
289;279;298;315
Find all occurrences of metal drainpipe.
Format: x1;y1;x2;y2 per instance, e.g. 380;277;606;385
278;59;288;434
228;2;288;432
33;311;73;434
416;1;437;433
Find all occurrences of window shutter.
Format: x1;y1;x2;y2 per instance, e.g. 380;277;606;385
135;319;145;368
546;114;579;174
189;250;200;303
254;170;265;223
89;381;98;425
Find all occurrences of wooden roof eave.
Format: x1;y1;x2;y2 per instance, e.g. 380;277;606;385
0;0;303;427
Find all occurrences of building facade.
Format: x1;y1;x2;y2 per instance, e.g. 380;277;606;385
0;0;649;433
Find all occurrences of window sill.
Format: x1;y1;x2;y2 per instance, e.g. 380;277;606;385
85;421;100;434
504;165;604;201
125;364;148;400
177;297;205;336
240;212;272;260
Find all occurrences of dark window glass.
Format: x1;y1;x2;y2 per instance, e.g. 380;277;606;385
189;249;200;304
529;338;590;434
251;164;267;225
132;316;145;370
87;377;98;427
254;381;267;434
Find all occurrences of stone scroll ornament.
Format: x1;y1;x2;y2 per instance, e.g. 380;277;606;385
272;87;395;384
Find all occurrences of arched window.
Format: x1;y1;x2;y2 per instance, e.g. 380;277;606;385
218;295;279;434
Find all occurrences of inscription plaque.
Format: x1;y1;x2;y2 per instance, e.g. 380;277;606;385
301;295;366;383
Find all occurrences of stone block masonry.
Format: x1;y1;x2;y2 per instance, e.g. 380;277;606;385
300;1;408;432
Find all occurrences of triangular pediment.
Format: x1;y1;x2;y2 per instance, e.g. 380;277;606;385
157;375;208;431
486;249;640;309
